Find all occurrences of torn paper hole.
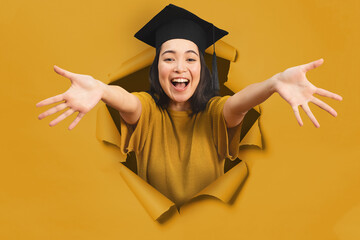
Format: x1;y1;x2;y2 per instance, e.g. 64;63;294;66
96;44;263;222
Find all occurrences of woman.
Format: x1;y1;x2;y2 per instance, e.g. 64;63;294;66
36;4;342;207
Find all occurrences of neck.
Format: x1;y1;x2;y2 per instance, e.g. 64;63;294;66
168;101;191;111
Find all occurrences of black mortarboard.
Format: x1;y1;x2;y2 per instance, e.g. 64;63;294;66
134;4;228;91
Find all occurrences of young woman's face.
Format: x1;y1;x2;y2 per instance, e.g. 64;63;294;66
158;39;201;109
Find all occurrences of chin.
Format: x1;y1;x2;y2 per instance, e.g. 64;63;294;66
169;93;193;105
172;96;190;103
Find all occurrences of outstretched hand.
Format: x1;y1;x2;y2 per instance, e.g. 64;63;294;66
36;66;104;130
274;58;342;127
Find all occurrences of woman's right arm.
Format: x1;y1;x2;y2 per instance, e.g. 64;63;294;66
36;66;141;130
100;84;141;125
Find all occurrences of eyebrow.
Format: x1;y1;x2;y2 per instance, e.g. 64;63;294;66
161;50;199;56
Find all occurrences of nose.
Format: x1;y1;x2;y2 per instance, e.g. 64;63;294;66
174;60;186;73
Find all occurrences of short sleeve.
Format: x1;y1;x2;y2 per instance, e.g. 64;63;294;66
207;96;243;161
119;92;154;155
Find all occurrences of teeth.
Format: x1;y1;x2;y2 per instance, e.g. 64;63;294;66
171;78;189;83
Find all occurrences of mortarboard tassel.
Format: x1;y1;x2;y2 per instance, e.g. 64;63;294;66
212;24;220;92
212;51;220;92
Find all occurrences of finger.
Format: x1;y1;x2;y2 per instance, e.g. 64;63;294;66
301;104;320;128
68;112;85;130
301;58;324;72
310;97;337;117
38;102;68;120
36;94;64;107
315;88;343;101
292;105;303;127
54;65;75;80
49;108;75;127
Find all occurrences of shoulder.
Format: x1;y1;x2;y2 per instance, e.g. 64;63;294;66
206;95;231;113
132;91;155;103
131;92;157;109
131;92;164;117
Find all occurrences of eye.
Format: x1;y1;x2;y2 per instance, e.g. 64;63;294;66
187;58;196;62
164;58;174;62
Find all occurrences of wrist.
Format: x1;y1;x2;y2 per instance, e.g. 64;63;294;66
265;73;280;94
96;80;108;101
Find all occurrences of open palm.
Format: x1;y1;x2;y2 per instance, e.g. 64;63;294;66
36;66;103;130
275;59;342;127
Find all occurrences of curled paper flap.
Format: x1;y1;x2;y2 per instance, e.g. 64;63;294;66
240;105;262;149
224;62;246;93
205;40;237;62
119;163;176;221
193;160;248;203
96;103;122;149
108;40;237;83
108;48;155;83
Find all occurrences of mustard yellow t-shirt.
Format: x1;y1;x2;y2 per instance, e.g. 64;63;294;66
119;92;243;207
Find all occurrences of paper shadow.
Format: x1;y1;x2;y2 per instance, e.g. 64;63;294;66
156;205;179;224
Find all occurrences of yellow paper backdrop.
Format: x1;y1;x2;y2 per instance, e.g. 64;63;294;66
0;0;359;239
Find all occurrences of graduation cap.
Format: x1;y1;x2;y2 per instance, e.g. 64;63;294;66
134;4;228;91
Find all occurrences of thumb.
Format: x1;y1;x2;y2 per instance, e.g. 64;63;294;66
54;65;75;80
302;58;324;72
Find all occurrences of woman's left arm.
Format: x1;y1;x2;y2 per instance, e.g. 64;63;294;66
223;59;343;128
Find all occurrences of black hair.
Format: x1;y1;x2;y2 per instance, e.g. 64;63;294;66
148;48;219;114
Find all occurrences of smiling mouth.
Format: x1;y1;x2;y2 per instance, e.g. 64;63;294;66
171;78;189;89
